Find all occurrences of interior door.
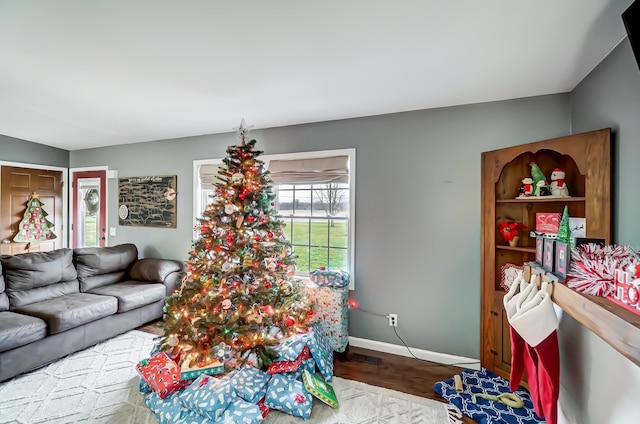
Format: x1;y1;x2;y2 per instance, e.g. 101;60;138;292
72;170;107;248
0;166;64;254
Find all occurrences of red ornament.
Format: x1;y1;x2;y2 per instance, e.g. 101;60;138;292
264;281;272;289
239;193;246;200
255;234;261;241
226;235;234;244
285;316;295;327
267;231;273;238
260;305;274;316
247;216;255;223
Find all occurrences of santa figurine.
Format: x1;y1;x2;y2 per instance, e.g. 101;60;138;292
518;177;534;197
549;168;569;197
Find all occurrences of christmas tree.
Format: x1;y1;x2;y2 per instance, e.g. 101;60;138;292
13;192;57;243
159;121;315;372
556;205;573;247
530;162;547;196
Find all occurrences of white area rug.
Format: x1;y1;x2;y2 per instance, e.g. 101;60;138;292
0;330;462;424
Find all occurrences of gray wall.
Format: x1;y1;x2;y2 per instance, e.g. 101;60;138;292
70;94;570;358
559;38;640;424
0;133;68;167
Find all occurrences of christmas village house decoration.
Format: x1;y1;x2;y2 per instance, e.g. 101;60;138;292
13;192;57;249
136;121;339;422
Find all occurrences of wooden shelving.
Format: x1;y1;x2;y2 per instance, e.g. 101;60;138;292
552;283;640;366
496;197;586;204
480;128;613;381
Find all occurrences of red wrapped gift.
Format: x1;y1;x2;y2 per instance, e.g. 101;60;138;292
267;346;310;374
257;396;272;418
136;352;184;399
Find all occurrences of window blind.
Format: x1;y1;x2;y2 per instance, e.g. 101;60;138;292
199;163;221;190
267;155;349;184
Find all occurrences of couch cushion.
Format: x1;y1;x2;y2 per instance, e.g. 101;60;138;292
88;281;166;313
129;258;182;283
74;244;138;292
1;249;79;308
12;292;118;334
0;311;47;352
0;265;8;311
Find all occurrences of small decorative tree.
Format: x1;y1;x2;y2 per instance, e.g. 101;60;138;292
556;205;572;247
13;192;57;243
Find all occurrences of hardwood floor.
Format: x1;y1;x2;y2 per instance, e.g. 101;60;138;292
137;321;477;423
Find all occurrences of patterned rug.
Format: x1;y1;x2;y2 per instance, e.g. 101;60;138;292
0;330;462;424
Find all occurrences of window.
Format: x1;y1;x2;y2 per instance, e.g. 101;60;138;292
194;148;355;288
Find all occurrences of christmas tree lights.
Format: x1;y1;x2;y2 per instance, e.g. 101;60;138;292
159;121;315;372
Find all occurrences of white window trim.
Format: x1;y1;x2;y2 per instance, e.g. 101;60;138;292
193;148;356;289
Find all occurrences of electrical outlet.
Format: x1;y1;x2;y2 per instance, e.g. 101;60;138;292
388;313;398;327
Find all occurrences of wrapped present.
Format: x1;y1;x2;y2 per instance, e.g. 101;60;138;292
256;397;272;419
228;366;271;403
309;267;350;288
218;398;264;424
264;374;313;419
267;346;310;375
179;374;236;421
145;389;212;424
297;356;316;381
307;326;334;382
267;354;302;375
304;282;350;353
136;352;184;399
179;351;225;380
139;376;152;394
302;369;339;408
273;333;311;361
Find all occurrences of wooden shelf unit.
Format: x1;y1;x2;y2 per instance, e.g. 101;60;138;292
480;128;614;380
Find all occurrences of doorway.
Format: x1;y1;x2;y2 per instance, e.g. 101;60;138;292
71;169;107;248
0;165;65;254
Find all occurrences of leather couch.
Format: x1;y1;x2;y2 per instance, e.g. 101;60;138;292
0;243;181;382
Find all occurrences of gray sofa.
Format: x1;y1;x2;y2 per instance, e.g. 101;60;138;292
0;243;181;382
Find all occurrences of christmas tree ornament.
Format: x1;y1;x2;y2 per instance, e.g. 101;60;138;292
231;172;245;184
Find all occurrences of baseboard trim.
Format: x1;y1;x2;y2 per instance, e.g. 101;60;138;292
348;336;481;370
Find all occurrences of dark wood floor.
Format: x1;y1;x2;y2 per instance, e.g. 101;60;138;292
137;321;476;423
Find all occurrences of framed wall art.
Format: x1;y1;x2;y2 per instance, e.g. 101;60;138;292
543;238;555;273
118;175;177;228
535;236;544;264
555;241;569;279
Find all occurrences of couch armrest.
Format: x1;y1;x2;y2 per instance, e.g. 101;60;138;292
129;259;183;295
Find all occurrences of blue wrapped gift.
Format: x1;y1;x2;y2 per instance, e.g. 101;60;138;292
273;333;311;361
307;326;334;382
145;389;212;424
179;374;236;421
264;373;313;419
217;398;264;424
309;268;350;288
228;366;271;403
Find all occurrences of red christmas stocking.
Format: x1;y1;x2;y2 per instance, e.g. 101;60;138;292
511;287;559;423
527;331;560;424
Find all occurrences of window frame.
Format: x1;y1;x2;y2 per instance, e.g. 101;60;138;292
193;148;356;289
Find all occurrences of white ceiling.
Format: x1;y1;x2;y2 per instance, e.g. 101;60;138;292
0;1;632;151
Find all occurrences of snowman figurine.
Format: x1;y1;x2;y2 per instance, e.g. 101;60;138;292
518;177;534;197
549;168;569;197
